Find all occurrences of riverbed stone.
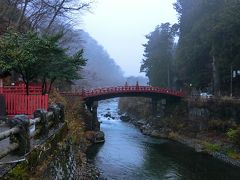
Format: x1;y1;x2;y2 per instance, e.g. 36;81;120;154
120;115;131;122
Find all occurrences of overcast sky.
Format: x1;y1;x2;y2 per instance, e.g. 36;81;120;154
81;0;178;77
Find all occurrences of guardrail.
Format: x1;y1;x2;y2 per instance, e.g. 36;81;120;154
0;103;64;159
61;86;185;98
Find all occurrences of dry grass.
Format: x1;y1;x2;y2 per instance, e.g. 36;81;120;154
49;89;67;106
49;90;86;143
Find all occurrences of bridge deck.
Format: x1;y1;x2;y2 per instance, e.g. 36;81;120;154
62;86;185;99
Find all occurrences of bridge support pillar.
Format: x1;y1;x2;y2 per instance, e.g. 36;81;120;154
84;101;100;131
152;98;158;115
92;101;100;131
86;102;93;112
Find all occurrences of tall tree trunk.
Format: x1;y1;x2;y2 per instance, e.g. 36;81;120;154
25;80;29;95
0;7;8;19
212;55;220;96
20;71;29;95
167;62;170;88
16;0;29;31
41;76;46;95
45;0;66;34
47;77;56;94
41;75;49;95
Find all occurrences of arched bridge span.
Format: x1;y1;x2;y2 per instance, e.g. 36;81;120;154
61;86;185;108
61;86;184;131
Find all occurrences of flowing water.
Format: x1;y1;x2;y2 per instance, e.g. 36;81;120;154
87;99;240;180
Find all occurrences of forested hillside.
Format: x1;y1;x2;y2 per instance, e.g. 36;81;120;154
141;0;240;96
71;30;125;88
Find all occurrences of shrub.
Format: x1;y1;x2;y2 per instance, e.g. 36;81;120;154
208;119;235;132
221;96;233;101
202;141;220;152
226;149;240;160
226;127;240;147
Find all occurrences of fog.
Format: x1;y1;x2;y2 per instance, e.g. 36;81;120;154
67;30;125;88
82;0;177;76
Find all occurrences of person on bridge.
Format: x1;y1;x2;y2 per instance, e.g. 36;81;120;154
136;81;139;90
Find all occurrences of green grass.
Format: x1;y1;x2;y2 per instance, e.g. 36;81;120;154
226;149;240;160
202;141;220;152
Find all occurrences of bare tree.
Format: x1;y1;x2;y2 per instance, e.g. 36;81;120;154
0;0;92;33
24;0;91;33
16;0;30;30
0;0;23;34
0;0;20;19
42;0;91;33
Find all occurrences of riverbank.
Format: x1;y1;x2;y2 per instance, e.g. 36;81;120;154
132;118;240;167
28;121;104;179
118;97;240;168
35;92;105;179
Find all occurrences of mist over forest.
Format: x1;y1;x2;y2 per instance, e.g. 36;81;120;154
67;30;147;89
72;30;125;88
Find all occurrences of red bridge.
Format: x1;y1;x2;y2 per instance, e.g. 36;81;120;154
62;86;185;107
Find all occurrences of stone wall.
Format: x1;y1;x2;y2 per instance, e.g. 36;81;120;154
118;97;240;136
188;99;240;122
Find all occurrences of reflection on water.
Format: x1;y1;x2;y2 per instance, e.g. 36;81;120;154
87;99;240;180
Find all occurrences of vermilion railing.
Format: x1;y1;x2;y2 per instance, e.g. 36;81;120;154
4;94;48;115
0;85;48;116
61;86;185;98
0;86;42;95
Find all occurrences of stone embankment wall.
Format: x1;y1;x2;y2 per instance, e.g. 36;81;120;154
119;97;240;135
188;98;240;131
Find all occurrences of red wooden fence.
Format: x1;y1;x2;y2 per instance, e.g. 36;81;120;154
3;94;48;116
0;84;48;116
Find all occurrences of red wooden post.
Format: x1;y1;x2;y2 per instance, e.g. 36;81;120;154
81;88;85;97
0;79;3;94
136;82;139;91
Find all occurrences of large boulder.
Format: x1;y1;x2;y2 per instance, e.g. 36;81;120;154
120;115;131;122
85;131;105;144
104;112;112;118
95;131;105;143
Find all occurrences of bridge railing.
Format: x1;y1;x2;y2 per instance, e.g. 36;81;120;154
60;86;185;98
78;86;184;98
0;103;64;160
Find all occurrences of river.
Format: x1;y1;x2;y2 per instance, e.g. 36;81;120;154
87;99;240;180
